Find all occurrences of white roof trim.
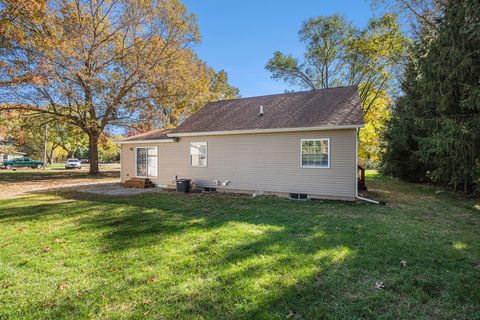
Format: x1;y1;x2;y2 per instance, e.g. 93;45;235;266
116;138;175;144
167;124;363;137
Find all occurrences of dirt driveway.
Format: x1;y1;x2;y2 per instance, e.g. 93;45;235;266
0;167;120;198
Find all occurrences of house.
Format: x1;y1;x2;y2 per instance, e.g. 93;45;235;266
0;136;25;164
118;86;364;201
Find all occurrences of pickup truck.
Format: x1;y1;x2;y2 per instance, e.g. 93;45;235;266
2;157;44;169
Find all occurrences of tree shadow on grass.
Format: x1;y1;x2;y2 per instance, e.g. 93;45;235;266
1;190;479;319
66;191;365;252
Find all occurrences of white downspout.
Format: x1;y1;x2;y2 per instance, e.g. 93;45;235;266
357;195;380;204
355;127;380;204
355;127;358;198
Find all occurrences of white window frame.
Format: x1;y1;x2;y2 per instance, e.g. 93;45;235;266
300;138;330;169
190;142;207;167
135;146;158;178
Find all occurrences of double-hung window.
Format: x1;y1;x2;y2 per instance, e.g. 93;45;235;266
190;142;207;167
301;139;330;168
136;147;158;177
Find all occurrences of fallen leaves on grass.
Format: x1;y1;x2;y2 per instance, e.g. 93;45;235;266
42;246;51;252
374;281;384;290
57;282;69;291
286;310;296;318
1;281;12;289
143;299;152;305
43;301;56;308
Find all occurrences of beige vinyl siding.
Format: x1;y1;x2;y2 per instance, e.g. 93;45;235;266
120;129;357;200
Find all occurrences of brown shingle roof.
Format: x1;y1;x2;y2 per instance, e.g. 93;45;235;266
120;128;172;142
120;86;363;142
169;86;363;135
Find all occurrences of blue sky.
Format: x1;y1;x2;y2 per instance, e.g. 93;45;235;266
182;0;377;98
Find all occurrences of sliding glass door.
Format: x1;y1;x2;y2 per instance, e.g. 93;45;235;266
136;147;158;178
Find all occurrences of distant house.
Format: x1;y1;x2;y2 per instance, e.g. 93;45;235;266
0;136;25;164
118;86;364;201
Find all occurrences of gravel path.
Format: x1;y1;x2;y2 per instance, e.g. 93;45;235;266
0;178;120;198
0;170;120;198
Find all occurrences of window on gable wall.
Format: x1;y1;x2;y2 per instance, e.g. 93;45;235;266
301;139;330;168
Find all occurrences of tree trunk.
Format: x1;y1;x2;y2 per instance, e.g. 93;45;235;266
88;133;100;175
47;145;56;164
60;144;76;159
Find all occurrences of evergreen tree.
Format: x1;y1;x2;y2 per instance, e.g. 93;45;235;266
383;0;480;192
382;57;429;182
415;0;480;192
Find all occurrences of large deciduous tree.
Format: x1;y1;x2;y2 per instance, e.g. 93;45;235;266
133;49;239;131
0;108;87;162
265;14;405;165
372;0;445;37
0;0;218;174
266;15;353;90
0;0;47;87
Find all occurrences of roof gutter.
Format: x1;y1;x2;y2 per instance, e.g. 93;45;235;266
167;124;364;137
115;138;176;145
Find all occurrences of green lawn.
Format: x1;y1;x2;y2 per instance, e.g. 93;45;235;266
0;173;479;319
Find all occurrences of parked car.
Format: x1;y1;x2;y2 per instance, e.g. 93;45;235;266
80;159;89;164
65;158;82;169
2;157;44;169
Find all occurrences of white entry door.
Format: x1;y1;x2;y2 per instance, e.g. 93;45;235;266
135;147;158;178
